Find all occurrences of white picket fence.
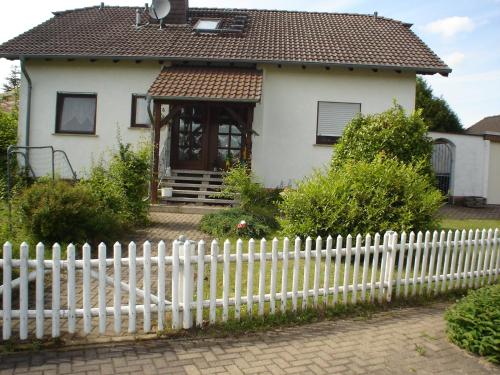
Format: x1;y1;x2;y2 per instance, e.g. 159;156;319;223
1;228;499;341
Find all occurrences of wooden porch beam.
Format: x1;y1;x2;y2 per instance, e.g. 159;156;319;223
151;101;162;204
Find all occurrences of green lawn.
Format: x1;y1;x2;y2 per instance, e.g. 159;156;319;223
440;219;500;232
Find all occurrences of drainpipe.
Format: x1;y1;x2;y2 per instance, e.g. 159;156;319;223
20;57;32;163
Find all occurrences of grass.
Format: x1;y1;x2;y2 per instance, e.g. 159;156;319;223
440;219;500;232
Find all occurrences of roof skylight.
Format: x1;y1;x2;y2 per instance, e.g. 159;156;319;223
194;19;221;32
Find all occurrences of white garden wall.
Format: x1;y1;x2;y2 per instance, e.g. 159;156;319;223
429;132;490;199
252;65;416;187
487;142;500;205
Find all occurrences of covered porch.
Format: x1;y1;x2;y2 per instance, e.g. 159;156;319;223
148;66;263;204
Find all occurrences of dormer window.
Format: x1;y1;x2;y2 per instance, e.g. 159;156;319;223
194;19;221;32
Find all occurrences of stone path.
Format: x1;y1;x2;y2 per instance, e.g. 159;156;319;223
1;302;498;374
438;204;500;220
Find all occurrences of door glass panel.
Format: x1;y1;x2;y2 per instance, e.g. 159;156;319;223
218;135;229;148
230;136;241;148
176;105;205;163
232;125;241;135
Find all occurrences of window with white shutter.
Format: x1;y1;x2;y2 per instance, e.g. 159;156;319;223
316;102;361;144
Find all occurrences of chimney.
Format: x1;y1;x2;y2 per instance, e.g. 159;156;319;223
165;0;189;24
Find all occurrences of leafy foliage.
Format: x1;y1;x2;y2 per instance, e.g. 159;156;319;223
279;156;443;238
332;103;434;175
82;142;151;225
445;284;500;363
0;108;18;200
17;179;122;245
416;76;463;133
200;208;278;239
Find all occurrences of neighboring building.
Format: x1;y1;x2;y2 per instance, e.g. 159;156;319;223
0;1;451;203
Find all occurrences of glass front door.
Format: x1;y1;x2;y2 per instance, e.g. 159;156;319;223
171;104;207;170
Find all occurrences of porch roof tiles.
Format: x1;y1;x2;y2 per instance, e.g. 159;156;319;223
148;66;263;102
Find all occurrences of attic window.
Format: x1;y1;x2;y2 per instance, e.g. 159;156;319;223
194;19;221;32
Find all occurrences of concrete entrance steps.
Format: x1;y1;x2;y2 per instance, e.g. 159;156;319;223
158;169;238;208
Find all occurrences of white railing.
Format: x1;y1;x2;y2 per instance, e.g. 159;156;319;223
1;228;499;341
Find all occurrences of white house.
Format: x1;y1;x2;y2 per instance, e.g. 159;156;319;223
0;1;452;204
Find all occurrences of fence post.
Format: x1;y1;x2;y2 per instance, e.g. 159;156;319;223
143;241;152;333
128;242;137;333
113;242;122;335
247;239;255;317
158;241;166;331
2;242;12;341
35;243;45;339
172;240;180;329
83;243;92;335
235;239;243;321
222;240;230;322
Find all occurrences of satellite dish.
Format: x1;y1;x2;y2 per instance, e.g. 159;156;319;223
149;0;171;20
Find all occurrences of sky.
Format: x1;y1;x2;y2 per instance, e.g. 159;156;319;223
0;0;499;127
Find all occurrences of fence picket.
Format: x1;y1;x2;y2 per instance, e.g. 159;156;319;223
449;231;460;289
482;230;493;286
434;231;446;294
495;229;500;281
378;234;388;303
419;232;431;296
488;229;498;284
183;241;194;328
352;235;362;304
333;235;343;305
172;240;180;329
292;237;301;311
270;238;279;313
2;242;12;340
343;235;352;304
67;244;76;334
464;230;474;288
128;242;137;333
404;232;415;298
470;230;480;288
35;243;45;339
313;237;322;307
209;240;218;324
411;232;423;296
82;243;92;335
396;232;407;298
247;239;255;317
361;234;371;302
235;240;243;320
258;239;267;316
158;241;166;331
19;242;29;340
303;237;312;309
369;234;380;302
386;232;398;302
456;231;467;289
222;240;231;322
51;243;61;338
143;241;152;332
113;242;122;335
196;240;206;327
323;236;333;305
476;230;486;287
98;243;107;335
441;231;452;293
281;238;290;312
427;231;438;294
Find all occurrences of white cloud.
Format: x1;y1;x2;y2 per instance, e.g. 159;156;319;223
423;16;475;38
444;52;465;67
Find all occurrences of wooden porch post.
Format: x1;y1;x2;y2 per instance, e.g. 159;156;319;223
151;100;162;204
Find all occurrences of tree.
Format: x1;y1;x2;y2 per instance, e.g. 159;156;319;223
416;76;463;133
2;65;20;93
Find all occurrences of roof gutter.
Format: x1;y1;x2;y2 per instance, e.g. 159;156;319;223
20;57;32;154
1;54;452;76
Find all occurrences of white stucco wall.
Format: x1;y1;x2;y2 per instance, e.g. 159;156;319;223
18;60;162;178
487;142;500;204
429;132;489;198
252;65;416;187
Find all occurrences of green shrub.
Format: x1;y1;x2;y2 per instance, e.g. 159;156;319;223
219;162;279;212
445;284;500;363
82;142;151;225
200;208;278;239
17;179;123;245
331;104;434;175
279;156;443;238
0;108;18;200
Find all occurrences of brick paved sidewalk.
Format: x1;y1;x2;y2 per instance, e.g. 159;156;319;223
438;205;500;220
1;302;497;375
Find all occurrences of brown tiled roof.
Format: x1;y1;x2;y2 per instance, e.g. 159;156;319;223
467;115;500;135
0;6;450;75
148;66;263;102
